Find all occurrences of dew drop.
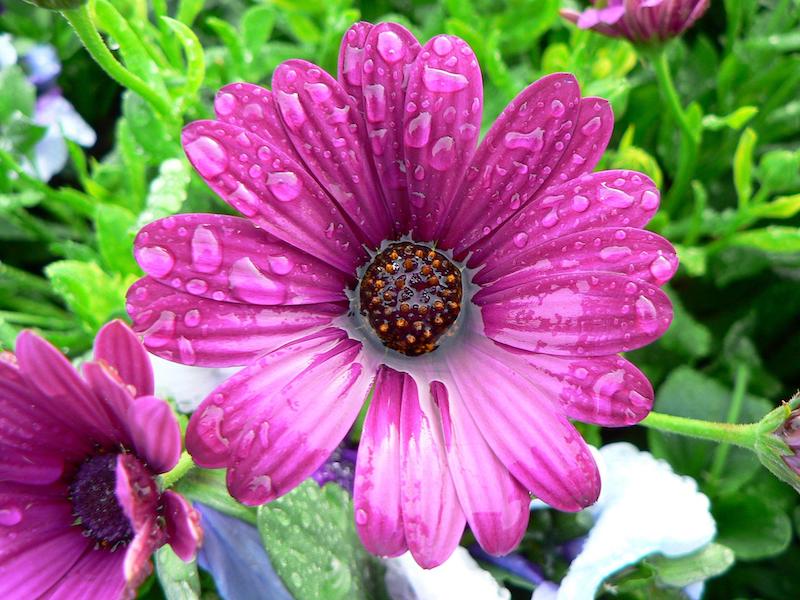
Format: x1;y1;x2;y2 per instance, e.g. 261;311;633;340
405;112;432;148
184;309;201;327
571;195;590;212
550;99;565;117
430;136;455;171
599;185;634;208
229;257;288;304
143;311;176;349
377;30;405;64
214;92;236;117
422;66;468;93
276;91;306;130
513;232;529;248
268;255;294;275
243;102;264;121
0;506;22;526
541;210;559;228
599;246;633;262
432;36;453;56
581;116;602;136
503;128;544;151
136;246;174;278
186;279;208;295
355;508;368;525
178;336;196;365
191;225;223;274
304;81;332;103
635;296;659;334
184;136;228;179
649;255;675;283
267;172;302;202
641;189;660;210
628;390;650;408
364;84;387;123
229;183;261;217
573;367;589;380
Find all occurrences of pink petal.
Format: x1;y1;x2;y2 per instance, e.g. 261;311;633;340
81;361;135;445
517;353;654;426
134;214;350;306
46;548;126;600
399;373;466;568
14;331;115;446
360;22;422;234
213;82;302;163
93;320;154;397
127;277;343;367
272;59;392;248
354;366;408;557
182;120;365;274
470;169;660;271
0;529;92;600
163;490;202;561
439;73;581;253
476;272;673;356
185;328;374;504
474;226;678;286
338;22;373;104
126;396;182;474
403;34;483;241
0;447;64;484
444;335;600;511
432;381;529;556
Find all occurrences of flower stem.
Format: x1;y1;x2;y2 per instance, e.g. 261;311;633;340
60;4;174;119
652;50;700;214
709;364;751;480
161;450;195;489
639;411;759;449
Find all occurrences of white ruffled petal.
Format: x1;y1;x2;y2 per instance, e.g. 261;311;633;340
149;354;241;412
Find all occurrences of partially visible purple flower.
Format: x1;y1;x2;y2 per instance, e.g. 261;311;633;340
561;1;710;43
30;86;96;181
195;504;293;600
469;544;546;586
311;446;357;493
22;43;61;87
0;320;201;599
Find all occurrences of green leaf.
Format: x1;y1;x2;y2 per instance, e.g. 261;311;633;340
714;492;792;561
137;158;190;227
751;194;800;220
206;16;246;76
257;481;387;600
0;66;36;122
4;112;47;154
702;106;758;131
657;288;712;360
95;204;139;275
44;261;126;334
242;5;276;56
155;545;200;600
733;127;758;209
122;92;178;162
729;226;800;252
756;149;800;194
173;468;257;526
645;543;735;587
161;17;205;99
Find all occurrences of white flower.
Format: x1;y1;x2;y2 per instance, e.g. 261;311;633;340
533;442;716;600
31;91;96;181
385;547;510;600
150;354;240;413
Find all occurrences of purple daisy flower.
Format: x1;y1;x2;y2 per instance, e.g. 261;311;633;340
0;321;201;599
561;1;710;43
127;22;676;568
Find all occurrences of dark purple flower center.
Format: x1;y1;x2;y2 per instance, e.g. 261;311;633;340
359;241;462;356
69;453;133;546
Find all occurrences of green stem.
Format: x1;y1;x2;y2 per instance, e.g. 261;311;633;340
161;451;195;489
709;364;751;480
652;50;700;214
639;411;759;449
60;4;174;119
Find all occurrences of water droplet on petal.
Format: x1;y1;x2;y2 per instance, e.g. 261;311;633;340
550;99;565;117
229;257;288;304
513;232;529;248
184;309;201;327
215;92;236;116
136;246;174;278
364;84;387;122
355;508;368;525
377;30;405;64
178;336;196;365
267;172;302;202
581;116;602;136
184;136;228;179
422;66;468;93
430;136;455;171
572;195;590;212
276;91;306;130
432;36;453;56
541;210;559;228
304;81;332;103
229;183;261;217
405;112;432;148
191;226;223;274
268;255;294;275
628;390;650;408
143;311;176;349
599;185;634;208
649;255;675;283
635;296;659;334
186;279;208;295
599;246;633;262
243;102;264;120
503;128;544;151
641;189;660;210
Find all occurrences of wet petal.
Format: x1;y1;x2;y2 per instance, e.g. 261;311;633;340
185;328;374;504
515;353;654;426
81;361;135;445
433;381;529;556
127;396;182;474
163;491;202;561
134;214;350;306
273;59;392;248
15;331;115;445
475;227;678;286
360;22;422;234
444;335;601;511
476;272;673;356
46;548;126;600
403;34;483;241
439;73;581;253
182;120;365;274
400;374;466;568
213;82;302;163
354;366;408;557
93;320;154;397
338;22;373;104
471;170;661;271
127;277;343;367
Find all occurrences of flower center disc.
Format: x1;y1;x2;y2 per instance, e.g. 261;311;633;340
359;242;462;356
69;453;133;546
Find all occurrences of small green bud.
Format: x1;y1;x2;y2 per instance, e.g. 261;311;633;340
22;0;87;10
754;393;800;493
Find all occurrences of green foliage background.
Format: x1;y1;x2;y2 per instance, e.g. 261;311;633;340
1;1;799;599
